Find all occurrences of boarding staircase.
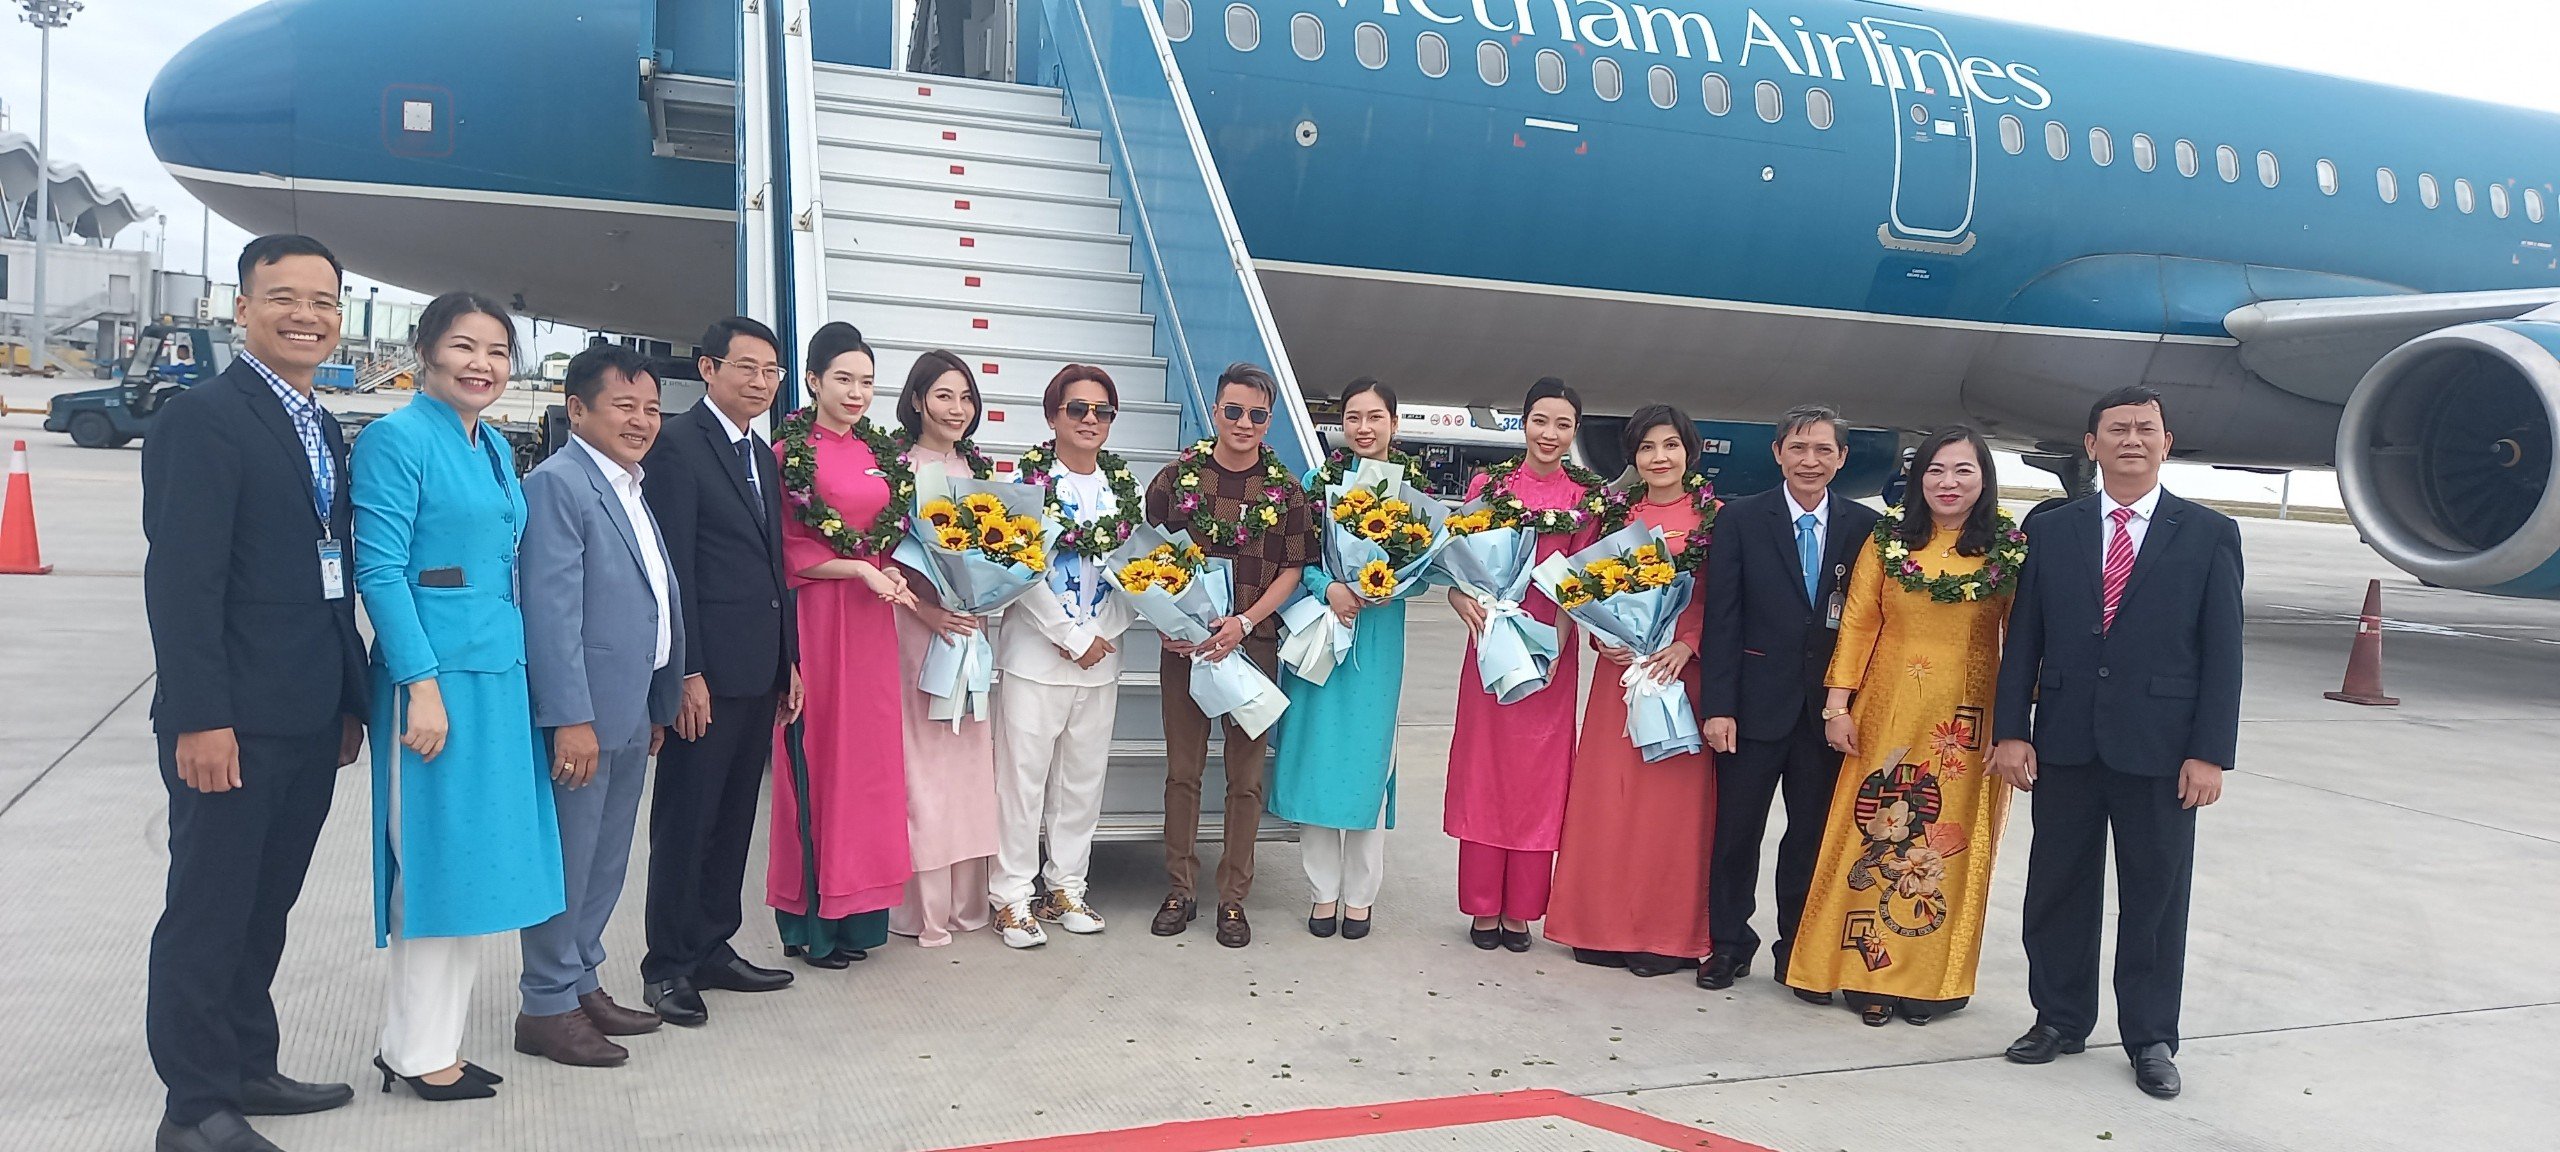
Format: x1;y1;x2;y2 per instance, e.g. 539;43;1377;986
746;0;1322;842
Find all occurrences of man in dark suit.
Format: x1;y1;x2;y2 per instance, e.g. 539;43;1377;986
1992;384;2244;1100
1698;405;1882;994
638;317;803;1026
142;235;370;1152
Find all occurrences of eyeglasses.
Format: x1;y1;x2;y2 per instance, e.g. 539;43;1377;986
709;356;786;383
1219;403;1271;426
1061;400;1118;423
260;294;343;317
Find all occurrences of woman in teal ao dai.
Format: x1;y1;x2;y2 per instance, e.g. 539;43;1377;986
351;293;562;1097
1270;380;1415;939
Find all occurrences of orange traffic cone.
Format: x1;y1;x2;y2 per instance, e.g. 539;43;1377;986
0;439;51;576
2323;579;2396;706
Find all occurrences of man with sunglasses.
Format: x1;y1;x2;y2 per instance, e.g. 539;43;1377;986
1141;364;1321;947
636;317;805;1026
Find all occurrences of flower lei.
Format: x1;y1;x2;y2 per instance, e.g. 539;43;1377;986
1476;455;1624;536
1635;472;1723;572
776;408;916;560
892;429;996;480
1169;439;1302;548
1871;504;2027;603
1018;440;1146;559
1313;446;1427;492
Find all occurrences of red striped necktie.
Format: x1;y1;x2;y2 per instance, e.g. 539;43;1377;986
2101;505;2138;631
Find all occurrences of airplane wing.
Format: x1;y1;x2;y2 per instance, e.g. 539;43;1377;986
2224;287;2560;404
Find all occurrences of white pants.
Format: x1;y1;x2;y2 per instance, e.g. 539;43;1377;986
1300;827;1387;909
379;749;488;1078
989;678;1117;907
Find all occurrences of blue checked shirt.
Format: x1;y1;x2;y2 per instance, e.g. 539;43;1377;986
240;350;338;525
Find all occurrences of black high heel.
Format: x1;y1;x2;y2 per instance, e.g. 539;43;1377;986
458;1062;503;1085
373;1055;496;1101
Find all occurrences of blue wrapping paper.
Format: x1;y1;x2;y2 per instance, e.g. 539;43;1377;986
1529;523;1704;762
1100;525;1290;738
893;468;1057;727
1431;502;1561;705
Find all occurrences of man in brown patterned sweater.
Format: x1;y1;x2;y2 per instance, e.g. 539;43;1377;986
1142;363;1321;948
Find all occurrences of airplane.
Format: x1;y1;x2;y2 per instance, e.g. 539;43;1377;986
139;0;2560;598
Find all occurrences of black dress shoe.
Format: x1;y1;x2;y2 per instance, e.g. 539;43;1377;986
1340;911;1371;940
1791;987;1834;1006
1307;911;1338;938
2128;1043;2182;1099
1572;948;1630;968
2004;1024;2088;1065
1469;924;1501;950
1498;927;1532;952
156;1112;283;1152
237;1072;354;1116
1626;953;1699;978
695;953;794;993
800;948;853;970
1696;951;1751;990
644;977;708;1027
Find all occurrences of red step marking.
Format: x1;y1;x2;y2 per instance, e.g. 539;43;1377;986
921;1089;1773;1152
1575;141;1589;155
941;130;958;141
964;275;983;288
1512;133;1526;148
971;318;989;329
981;363;999;374
960;237;976;247
918;86;934;96
995;460;1016;473
951;164;967;175
988;410;1007;422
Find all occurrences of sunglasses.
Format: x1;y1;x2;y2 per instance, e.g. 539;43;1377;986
1061;400;1118;423
1219;403;1271;426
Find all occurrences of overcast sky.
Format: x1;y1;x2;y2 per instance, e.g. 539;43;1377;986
5;0;2556;499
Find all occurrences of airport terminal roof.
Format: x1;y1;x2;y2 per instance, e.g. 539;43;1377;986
0;131;149;241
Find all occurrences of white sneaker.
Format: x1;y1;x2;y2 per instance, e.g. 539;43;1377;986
1037;888;1106;935
992;899;1048;949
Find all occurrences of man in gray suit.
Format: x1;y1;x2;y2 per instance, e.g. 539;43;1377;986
515;346;686;1067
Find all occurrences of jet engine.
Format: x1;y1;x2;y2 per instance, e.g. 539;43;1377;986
2338;320;2560;596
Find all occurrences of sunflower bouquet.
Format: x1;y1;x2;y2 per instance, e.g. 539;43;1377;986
891;470;1059;726
1278;459;1454;686
1102;524;1289;738
1530;523;1703;762
1429;496;1562;704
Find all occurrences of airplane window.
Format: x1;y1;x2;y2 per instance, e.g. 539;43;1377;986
2044;121;2069;161
2132;133;2156;172
2089;127;2114;167
1702;73;1732;116
2527;187;2545;224
1164;0;1193;42
2316;158;2338;196
2377;167;2399;203
2258;150;2279;188
1224;3;1258;51
1535;48;1566;94
1477;39;1508;86
1648;65;1676;109
1291;13;1324;60
2216;145;2239;183
1755;80;1782;124
1355;21;1387;69
1806;87;1833;130
1418;31;1449;78
1593;57;1623;102
2420;172;2440;209
1998;115;2024;156
2492;182;2511;219
2455;178;2476;214
2176;139;2199;178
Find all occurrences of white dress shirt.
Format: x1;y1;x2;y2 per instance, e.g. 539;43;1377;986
574;434;674;670
2099;484;2164;570
703;400;763;504
1786;488;1831;537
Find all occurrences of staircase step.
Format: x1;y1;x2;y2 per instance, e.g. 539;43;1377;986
824;172;1124;234
867;336;1171;407
829;291;1157;358
829;250;1143;314
812;63;1067;119
819;137;1113;199
826;210;1133;274
814;97;1102;164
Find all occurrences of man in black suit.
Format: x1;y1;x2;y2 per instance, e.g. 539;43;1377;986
1992;385;2244;1100
142;235;370;1152
1698;405;1882;994
638;317;804;1026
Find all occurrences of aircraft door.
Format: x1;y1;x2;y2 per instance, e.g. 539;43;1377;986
1866;18;1977;249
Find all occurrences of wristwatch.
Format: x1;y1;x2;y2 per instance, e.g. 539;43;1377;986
1820;707;1851;720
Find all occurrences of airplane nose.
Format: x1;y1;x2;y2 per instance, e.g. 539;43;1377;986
145;4;298;178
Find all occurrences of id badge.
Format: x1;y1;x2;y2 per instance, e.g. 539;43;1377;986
318;539;347;600
1824;564;1846;630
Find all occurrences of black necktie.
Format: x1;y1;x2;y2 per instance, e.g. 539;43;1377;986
735;437;765;521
